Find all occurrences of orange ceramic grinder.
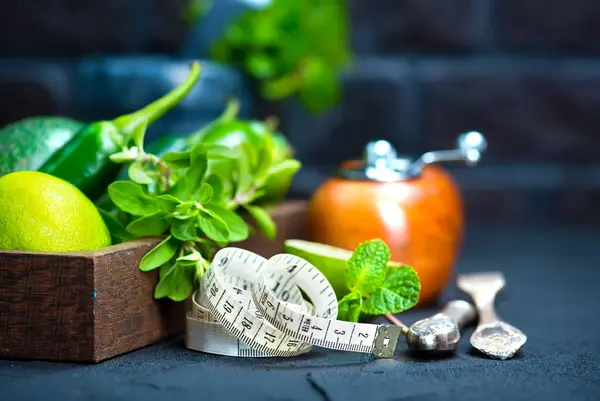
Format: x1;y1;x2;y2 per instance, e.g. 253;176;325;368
307;132;487;306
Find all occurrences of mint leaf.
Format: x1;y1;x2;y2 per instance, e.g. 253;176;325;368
108;181;159;216
337;292;362;322
139;235;179;271
204;204;249;242
162;151;191;169
361;288;412;315
194;183;213;204
154;262;195;301
171;218;198;241
126;212;169;236
97;207;134;243
360;265;420;315
346;239;390;295
243;204;276;240
128;161;154;184
198;215;229;243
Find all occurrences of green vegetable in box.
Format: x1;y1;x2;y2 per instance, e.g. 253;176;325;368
99;106;302;302
0;171;111;252
105;98;299;207
0;117;84;176
31;62;201;200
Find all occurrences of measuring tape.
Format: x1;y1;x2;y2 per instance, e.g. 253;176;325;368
185;247;404;358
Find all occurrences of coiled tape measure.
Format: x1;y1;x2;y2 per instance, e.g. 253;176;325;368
185;247;404;358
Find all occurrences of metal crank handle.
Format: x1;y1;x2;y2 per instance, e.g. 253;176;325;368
407;131;487;175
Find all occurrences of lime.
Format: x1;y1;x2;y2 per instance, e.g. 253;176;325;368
0;171;111;252
284;239;407;300
283;239;355;299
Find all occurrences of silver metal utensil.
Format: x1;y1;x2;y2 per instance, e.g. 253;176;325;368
384;300;477;354
457;272;527;360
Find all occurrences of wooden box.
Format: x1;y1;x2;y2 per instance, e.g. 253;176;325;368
0;201;308;363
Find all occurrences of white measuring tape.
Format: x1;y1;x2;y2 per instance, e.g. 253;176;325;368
185;247;403;358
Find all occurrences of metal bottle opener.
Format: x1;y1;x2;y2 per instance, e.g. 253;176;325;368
385;300;477;354
457;272;527;360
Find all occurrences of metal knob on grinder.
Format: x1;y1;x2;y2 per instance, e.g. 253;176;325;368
307;131;488;305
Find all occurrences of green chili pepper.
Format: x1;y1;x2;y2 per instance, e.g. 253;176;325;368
40;62;201;200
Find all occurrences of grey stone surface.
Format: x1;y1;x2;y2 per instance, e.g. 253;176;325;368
2;225;599;401
494;0;600;53
349;0;482;53
418;58;600;163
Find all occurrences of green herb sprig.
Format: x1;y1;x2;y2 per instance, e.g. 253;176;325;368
209;0;351;114
337;240;421;322
99;117;300;302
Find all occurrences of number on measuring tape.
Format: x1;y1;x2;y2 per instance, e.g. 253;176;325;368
185;247;403;358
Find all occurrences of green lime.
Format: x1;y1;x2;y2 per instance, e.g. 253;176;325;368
283;239;354;299
0;171;111;252
284;239;407;300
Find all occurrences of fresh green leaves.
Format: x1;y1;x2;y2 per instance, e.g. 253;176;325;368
106;136;286;301
243;205;276;240
346;240;390;295
204;204;248;242
105;98;302;302
126;212;169;236
108;181;160;216
337;291;362;323
186;144;208;191
154;261;196;301
336;239;421;322
209;0;351;114
361;264;421;315
139;235;179;272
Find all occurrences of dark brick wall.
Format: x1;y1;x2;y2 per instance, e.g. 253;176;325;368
269;0;600;224
0;0;599;223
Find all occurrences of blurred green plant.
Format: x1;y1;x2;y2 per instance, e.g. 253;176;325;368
182;0;213;23
186;0;352;115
